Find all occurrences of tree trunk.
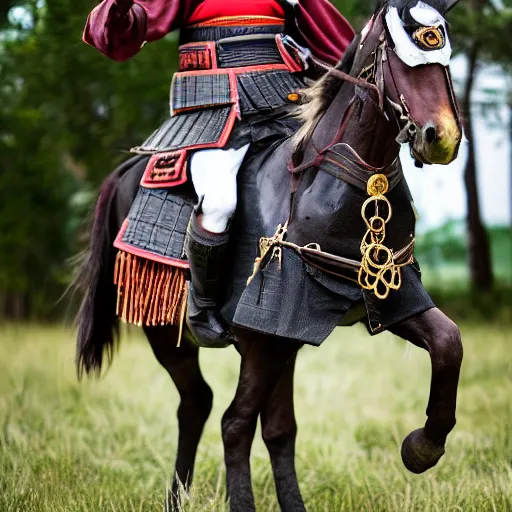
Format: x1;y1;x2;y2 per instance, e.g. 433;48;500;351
509;101;512;228
462;44;494;291
0;0;18;27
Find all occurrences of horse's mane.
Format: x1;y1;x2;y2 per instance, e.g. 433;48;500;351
292;34;361;147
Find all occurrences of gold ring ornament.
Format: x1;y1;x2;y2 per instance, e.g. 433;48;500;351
367;173;390;196
358;173;409;299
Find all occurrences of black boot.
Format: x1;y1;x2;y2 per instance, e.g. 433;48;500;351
185;213;231;348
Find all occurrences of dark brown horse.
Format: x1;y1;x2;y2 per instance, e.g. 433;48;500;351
75;0;463;510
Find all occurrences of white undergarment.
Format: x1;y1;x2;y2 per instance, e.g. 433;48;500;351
190;144;250;233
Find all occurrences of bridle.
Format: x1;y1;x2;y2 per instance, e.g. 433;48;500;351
352;15;425;153
346;9;462;166
303;12;413;157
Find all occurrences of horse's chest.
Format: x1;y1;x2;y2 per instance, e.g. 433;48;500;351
289;176;417;259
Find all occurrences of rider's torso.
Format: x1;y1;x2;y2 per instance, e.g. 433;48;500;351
188;0;285;25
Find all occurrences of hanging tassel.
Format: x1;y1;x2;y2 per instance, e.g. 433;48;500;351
114;251;188;327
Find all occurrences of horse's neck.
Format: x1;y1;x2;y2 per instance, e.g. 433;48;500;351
307;13;400;169
286;85;401;253
311;82;400;169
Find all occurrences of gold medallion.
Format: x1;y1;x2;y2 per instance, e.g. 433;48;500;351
367;174;389;197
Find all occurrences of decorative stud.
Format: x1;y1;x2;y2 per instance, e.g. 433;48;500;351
367;173;389;197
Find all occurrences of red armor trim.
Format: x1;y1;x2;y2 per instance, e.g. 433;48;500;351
178;41;218;71
275;34;304;73
140;150;188;189
114;219;191;270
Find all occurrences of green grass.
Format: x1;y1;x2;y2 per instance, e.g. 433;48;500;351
0;322;511;511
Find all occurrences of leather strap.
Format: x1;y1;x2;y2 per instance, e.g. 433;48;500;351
271;239;415;284
319;143;403;193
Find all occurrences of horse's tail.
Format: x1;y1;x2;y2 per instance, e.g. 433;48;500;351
73;156;144;378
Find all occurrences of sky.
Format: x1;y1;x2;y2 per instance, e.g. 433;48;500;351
403;56;511;233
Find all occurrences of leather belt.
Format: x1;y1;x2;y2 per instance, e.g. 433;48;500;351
178;34;304;72
256;238;415;285
297;240;415;283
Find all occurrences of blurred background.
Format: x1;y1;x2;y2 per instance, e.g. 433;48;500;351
0;1;511;511
0;0;510;322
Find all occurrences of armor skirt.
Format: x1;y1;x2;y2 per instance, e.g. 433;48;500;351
131;24;307;156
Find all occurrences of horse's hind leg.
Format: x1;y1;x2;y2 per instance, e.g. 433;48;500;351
261;353;305;512
389;307;463;474
144;326;213;506
222;332;300;512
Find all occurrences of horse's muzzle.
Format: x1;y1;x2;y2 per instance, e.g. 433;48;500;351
411;109;462;165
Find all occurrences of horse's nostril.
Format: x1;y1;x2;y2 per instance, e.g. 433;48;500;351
425;126;437;144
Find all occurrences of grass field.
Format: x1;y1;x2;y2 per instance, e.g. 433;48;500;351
0;322;511;511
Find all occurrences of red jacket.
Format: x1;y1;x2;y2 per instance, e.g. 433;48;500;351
84;0;354;65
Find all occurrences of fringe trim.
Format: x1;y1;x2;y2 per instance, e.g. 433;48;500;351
114;251;188;328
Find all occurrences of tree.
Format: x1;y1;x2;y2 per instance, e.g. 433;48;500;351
0;0;179;318
0;0;18;27
450;0;512;291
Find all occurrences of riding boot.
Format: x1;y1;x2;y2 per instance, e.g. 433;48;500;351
185;211;231;348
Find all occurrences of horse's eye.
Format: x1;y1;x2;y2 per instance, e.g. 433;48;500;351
413;26;445;51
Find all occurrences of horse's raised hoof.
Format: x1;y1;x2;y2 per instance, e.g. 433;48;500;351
401;428;445;474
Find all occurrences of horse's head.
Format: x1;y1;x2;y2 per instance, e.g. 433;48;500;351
361;0;462;165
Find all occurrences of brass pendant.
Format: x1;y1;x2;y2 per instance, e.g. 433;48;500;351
359;174;403;299
367;173;389;196
247;222;288;285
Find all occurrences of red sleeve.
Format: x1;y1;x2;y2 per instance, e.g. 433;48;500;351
295;0;355;66
83;0;187;62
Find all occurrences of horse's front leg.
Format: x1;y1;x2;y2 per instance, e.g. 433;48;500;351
389;307;463;473
222;331;300;512
261;352;305;512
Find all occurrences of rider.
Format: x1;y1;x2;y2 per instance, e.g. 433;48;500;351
84;0;354;344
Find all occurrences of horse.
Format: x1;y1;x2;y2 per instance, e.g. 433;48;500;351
74;0;463;510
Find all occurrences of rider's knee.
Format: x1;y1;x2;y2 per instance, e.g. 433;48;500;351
200;192;237;233
203;191;237;217
202;190;236;218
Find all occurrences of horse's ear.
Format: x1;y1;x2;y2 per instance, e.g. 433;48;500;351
443;0;461;14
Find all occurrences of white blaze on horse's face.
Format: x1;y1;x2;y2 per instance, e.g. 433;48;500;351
385;2;452;67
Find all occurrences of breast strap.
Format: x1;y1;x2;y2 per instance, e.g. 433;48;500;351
318;143;403;193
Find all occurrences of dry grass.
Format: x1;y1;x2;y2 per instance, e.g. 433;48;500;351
0;321;511;511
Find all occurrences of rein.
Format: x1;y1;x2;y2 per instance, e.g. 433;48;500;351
309;54;385;111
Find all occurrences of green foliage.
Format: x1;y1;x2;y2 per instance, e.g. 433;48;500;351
430;283;512;322
450;0;512;68
331;0;376;28
416;221;512;284
0;0;180;317
415;222;511;321
416;220;468;265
